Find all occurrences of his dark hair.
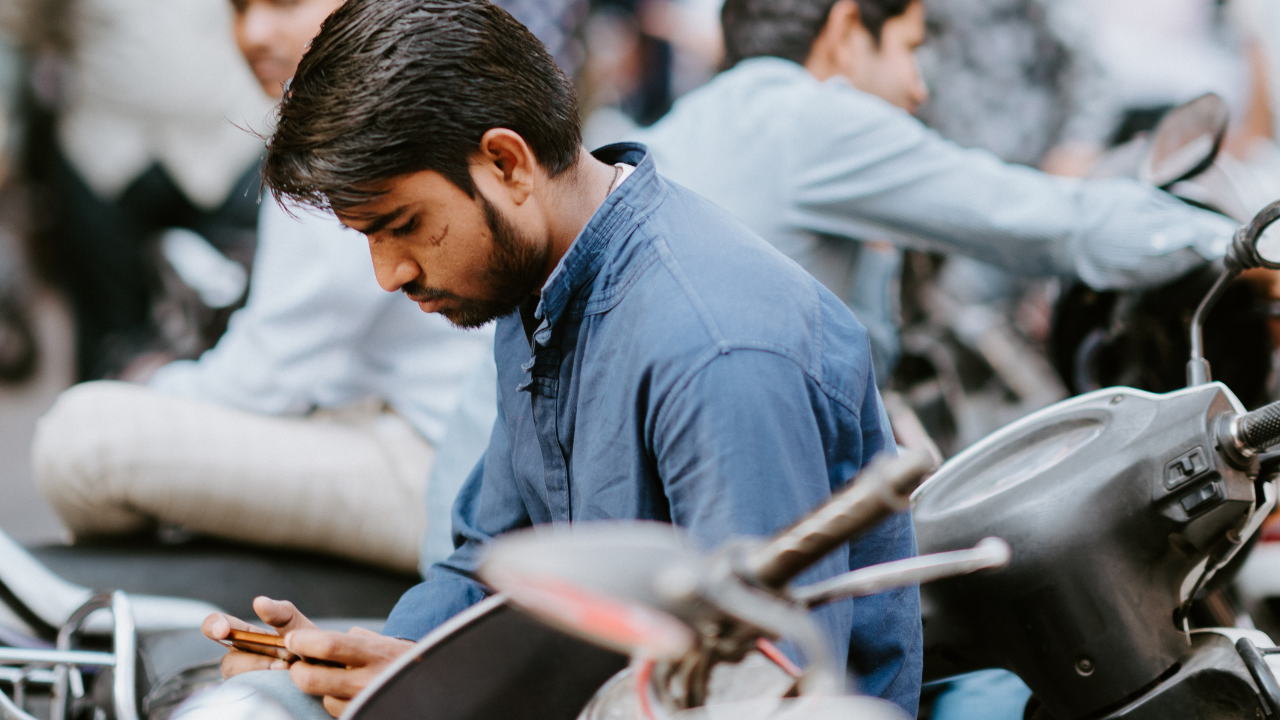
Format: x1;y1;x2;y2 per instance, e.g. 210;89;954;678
263;0;582;211
721;0;914;68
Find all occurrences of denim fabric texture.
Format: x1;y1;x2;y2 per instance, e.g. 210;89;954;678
382;144;922;713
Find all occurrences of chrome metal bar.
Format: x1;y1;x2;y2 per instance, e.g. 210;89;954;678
111;592;139;720
0;648;115;667
0;668;56;685
1187;268;1233;386
794;538;1011;607
52;593;112;720
0;688;38;720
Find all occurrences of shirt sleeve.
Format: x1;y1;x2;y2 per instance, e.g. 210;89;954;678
652;348;921;713
382;391;532;641
784;83;1237;291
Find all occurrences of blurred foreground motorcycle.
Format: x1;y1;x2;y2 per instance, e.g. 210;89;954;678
339;451;1005;720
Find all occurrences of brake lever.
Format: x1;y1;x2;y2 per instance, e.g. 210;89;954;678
791;538;1011;608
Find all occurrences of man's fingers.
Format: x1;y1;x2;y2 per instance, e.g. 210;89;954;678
220;649;285;680
201;612;263;641
252;596;318;634
285;629;412;668
322;695;348;719
286;631;414;702
289;662;374;700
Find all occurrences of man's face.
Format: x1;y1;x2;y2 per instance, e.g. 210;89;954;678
840;0;929;113
230;0;344;98
337;171;551;329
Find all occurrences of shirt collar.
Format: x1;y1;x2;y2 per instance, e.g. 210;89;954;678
530;142;658;343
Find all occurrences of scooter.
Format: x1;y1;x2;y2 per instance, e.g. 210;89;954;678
915;198;1280;719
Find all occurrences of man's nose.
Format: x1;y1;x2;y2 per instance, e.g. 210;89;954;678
370;247;420;292
912;77;930;108
909;57;930;109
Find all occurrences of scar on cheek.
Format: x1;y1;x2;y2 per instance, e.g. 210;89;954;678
429;225;449;247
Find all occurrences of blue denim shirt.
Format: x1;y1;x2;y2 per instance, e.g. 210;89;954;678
383;144;922;713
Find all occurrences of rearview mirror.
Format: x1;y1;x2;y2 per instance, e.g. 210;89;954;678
1140;93;1229;188
1257;224;1280;268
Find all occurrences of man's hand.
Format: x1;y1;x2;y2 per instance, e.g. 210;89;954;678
285;627;415;718
201;596;319;679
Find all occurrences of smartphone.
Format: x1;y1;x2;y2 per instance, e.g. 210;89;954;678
221;629;345;667
223;629;300;663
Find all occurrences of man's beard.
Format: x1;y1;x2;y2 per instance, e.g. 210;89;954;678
402;194;549;329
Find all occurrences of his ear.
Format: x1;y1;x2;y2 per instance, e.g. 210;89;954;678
472;128;537;205
804;0;862;81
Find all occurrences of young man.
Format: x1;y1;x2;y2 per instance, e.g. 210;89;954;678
632;0;1238;379
198;0;919;717
31;0;493;572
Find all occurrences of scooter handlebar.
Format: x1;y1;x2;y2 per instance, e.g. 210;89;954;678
1237;401;1280;455
741;451;934;589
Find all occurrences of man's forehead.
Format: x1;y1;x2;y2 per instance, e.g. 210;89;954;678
331;169;466;225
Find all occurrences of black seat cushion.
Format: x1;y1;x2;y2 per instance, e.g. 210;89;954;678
29;538;420;619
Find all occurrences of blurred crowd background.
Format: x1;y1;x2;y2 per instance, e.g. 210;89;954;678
1;0;1280;538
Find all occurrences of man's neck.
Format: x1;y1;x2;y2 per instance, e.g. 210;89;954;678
538;148;621;285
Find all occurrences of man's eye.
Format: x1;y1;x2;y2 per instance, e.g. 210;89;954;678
390;218;418;238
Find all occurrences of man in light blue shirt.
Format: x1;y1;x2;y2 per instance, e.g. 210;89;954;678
632;0;1237;378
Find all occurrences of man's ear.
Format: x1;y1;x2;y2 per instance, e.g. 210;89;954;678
804;0;862;81
472;129;537;205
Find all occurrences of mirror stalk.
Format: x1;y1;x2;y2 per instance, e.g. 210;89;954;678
1186;199;1280;388
1186;267;1235;386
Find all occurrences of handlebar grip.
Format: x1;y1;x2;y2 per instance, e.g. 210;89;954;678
1238;401;1280;455
741;451;934;589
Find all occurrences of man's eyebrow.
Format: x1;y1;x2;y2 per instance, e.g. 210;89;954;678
348;205;409;235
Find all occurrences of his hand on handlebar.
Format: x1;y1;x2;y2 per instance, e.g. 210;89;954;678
201;596;415;718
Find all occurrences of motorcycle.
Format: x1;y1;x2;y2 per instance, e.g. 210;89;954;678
336;450;1008;720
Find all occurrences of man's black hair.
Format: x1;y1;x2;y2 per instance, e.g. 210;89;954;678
263;0;582;212
721;0;914;68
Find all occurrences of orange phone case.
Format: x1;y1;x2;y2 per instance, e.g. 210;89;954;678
225;629;301;663
222;628;344;667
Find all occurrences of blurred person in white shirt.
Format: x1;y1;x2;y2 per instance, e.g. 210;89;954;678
20;0;275;380
31;0;495;573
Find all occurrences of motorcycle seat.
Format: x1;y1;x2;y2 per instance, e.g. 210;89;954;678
28;537;419;622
